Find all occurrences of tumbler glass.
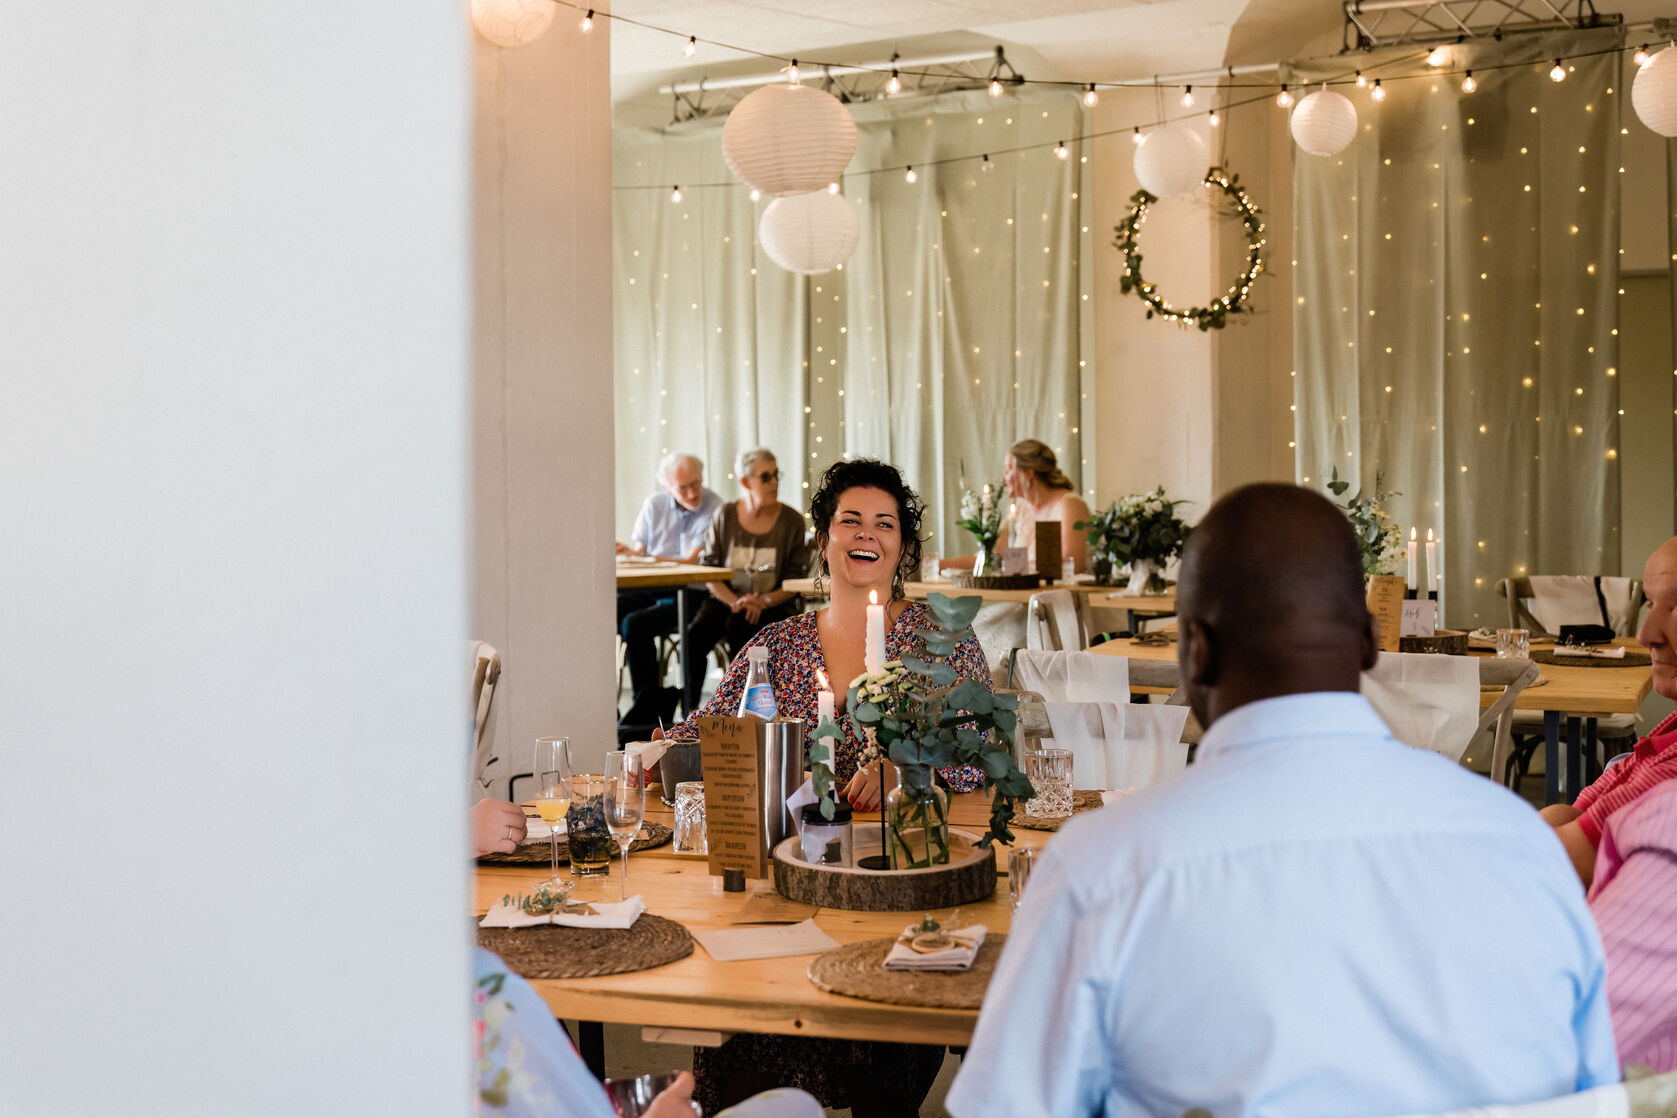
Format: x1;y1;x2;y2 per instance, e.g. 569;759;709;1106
673;781;708;855
1024;748;1074;818
1496;628;1531;659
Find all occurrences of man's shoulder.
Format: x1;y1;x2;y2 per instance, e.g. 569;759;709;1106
1607;776;1677;848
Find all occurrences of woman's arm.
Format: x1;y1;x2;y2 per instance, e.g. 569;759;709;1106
1058;494;1091;573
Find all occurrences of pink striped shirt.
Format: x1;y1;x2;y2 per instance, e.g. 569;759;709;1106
1588;779;1677;1072
1573;710;1677;844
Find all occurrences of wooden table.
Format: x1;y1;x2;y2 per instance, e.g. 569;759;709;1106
492;791;1055;1072
1092;636;1652;803
782;578;1177;631
615;561;732;714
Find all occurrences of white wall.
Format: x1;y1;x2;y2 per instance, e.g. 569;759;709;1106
472;14;619;783
0;3;472;1113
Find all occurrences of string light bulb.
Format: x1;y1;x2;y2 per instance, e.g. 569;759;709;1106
1426;46;1447;66
1131;126;1143;144
1083;83;1099;107
1371;79;1386;102
580;8;593;32
749;188;760;202
1550;59;1566;82
1055;140;1069;159
886;69;902;95
1461;71;1477;93
1355;71;1367;87
1208;108;1220;126
1181;84;1195;107
788;59;800;83
1634;44;1650;67
981;153;993;172
989;77;1004;97
905;165;917;183
1276;83;1294;108
684;35;696;58
671;185;682;203
827;182;839;194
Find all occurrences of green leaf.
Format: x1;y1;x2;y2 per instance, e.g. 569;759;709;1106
945;679;994;714
855;701;880;721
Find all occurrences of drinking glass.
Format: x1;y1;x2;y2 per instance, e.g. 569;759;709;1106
673;781;708;855
920;553;941;582
1496;628;1531;659
1024;748;1074;819
605;751;646;900
532;737;573;885
567;775;613;878
1009;847;1039;912
1061;557;1077;584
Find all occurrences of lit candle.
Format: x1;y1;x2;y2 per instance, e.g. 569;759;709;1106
815;669;836;758
1425;529;1437;595
1406;527;1419;591
1007;500;1018;546
865;589;886;674
981;483;992;518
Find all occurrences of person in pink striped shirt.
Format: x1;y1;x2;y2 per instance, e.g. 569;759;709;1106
1587;778;1677;1072
1543;535;1677;886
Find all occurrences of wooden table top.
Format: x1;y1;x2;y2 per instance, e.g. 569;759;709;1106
615;561;733;590
487;788;1055;1045
1091;636;1652;716
782;577;1177;612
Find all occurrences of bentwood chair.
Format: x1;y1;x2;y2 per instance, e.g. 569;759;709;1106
1026;589;1091;652
470;640;502;798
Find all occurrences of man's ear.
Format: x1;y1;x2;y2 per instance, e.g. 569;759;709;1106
1179;617;1217;688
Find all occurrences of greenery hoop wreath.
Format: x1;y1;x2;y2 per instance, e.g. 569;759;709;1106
1114;166;1266;331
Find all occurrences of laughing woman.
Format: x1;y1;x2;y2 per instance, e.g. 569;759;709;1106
660;457;991;1116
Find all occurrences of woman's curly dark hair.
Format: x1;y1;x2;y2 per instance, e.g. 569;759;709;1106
808;458;925;600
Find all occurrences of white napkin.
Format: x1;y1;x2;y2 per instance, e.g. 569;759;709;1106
1011;648;1129;703
479;895;645;930
883;924;988;971
691;919;839;962
1360;652;1481;762
786;778;818;836
1526;575;1608;633
1039;701;1190;791
1553;644;1626;659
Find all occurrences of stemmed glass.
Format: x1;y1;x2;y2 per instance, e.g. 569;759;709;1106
533;737;573;887
604;750;646;901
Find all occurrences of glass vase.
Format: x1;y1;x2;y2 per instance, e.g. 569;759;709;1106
1118;557;1165;596
886;771;950;869
972;542;998;578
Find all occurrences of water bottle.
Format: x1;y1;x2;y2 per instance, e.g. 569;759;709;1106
737;646;777;720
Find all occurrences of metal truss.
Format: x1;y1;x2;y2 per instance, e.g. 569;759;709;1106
1342;0;1618;49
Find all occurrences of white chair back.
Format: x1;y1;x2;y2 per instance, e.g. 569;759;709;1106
1500;575;1645;638
1010;647;1128;702
1035;701;1190;790
1026;589;1088;651
1360;651;1481;762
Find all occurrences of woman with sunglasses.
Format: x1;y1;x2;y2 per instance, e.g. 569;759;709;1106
683;447;811;707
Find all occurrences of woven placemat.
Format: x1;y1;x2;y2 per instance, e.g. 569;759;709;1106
950;572;1041;590
1013;789;1104;832
1533;649;1651;668
478;914;693;979
807;934;1007;1009
476;821;672;866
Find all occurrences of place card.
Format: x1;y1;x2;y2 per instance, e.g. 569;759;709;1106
1366;575;1405;652
1000;546;1028;575
698;714;768;880
1401;599;1438;638
691;919;839;962
1035;521;1061;579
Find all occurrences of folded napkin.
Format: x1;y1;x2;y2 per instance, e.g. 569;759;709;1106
884;924;988;972
1553;644;1626;659
479;895;645;930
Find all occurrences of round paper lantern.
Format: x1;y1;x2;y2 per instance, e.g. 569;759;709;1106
1632;45;1677;137
469;0;554;47
722;84;858;197
758;191;860;274
1289;89;1359;156
1132;125;1208;198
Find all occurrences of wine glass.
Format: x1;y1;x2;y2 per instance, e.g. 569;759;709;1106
533;736;573;886
604;750;646;901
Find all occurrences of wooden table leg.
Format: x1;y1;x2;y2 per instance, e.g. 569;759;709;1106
578;1019;606;1080
1544;710;1562;805
675;590;690;717
1565;716;1584;804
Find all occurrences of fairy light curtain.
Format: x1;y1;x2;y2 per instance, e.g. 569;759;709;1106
613;90;1087;558
1288;27;1622;627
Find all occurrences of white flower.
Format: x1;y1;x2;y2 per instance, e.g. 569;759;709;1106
960;492;980;520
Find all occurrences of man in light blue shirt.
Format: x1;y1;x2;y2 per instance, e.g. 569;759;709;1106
949;484;1617;1118
618;452;721;736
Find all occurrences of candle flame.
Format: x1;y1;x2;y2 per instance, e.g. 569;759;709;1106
1410;527;1418;540
869;589;878;605
1426;528;1435;541
816;668;829;691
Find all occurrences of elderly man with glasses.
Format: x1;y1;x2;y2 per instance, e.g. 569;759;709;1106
617;451;722;738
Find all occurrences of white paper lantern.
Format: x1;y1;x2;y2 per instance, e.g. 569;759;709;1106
469;0;554;47
1632;45;1677;137
1289;89;1359;156
758;191;860;274
722;84;858;197
1132;125;1208;198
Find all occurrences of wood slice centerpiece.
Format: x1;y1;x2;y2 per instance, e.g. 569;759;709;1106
773;827;996;912
1399;628;1469;655
949;571;1041;590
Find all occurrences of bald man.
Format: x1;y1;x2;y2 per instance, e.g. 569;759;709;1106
949;484;1615;1118
1541;535;1677;886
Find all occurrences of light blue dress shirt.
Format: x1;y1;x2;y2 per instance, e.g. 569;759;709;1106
949;692;1617;1118
630;487;721;561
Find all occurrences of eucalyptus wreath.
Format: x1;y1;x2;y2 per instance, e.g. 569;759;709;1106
1114;166;1266;331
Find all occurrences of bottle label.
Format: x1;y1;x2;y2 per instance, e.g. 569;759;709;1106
740;684;777;720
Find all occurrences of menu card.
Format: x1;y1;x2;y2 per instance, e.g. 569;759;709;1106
1035;521;1062;579
698;714;768;880
1366;575;1405;652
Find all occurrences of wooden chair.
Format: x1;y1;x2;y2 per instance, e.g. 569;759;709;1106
470;640;502;798
1496;575;1644;638
1026;589;1091;652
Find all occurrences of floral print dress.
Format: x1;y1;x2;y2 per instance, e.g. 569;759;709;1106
668;602;991;790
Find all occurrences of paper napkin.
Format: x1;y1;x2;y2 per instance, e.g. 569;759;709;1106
883;925;988;971
691;919;838;962
1552;645;1627;659
479;895;645;930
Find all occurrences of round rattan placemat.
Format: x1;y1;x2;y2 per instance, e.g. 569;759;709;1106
949;572;1041;590
477;914;693;979
476;821;672;867
807;934;1007;1009
1013;789;1104;832
1533;649;1651;668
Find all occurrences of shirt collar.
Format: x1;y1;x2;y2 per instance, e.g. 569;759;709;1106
1196;692;1391;765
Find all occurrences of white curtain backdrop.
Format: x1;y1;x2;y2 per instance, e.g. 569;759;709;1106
614;90;1089;559
1288;28;1622;626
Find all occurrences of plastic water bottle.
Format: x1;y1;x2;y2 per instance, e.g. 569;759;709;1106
737;646;777;720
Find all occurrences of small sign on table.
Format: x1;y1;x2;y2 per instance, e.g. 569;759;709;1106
697;714;768;880
1366;575;1406;652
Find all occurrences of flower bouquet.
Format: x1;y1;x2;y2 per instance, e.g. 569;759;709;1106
1325;466;1402;577
954;473;1005;577
846;593;1033;868
1076;486;1191;593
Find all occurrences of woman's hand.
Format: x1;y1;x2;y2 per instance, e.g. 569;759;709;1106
844;762;891;812
470;798;527;856
641;1071;698;1118
731;593;765;623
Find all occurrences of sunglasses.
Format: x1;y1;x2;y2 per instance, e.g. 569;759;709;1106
751;469;782;483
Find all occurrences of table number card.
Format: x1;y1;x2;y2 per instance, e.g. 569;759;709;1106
1400;599;1438;638
698;714;768;880
1034;522;1062;580
1366;575;1406;652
